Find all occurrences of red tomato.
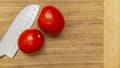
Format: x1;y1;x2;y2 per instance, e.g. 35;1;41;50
18;29;44;54
37;5;65;34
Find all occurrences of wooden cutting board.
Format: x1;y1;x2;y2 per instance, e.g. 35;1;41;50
104;0;120;68
0;0;103;68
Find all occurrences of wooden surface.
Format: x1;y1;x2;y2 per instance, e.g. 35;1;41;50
104;0;120;68
0;0;103;68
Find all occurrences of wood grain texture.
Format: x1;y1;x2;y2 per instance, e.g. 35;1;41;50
104;0;120;68
0;0;103;68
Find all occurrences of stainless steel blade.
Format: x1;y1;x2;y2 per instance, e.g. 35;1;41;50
0;4;40;58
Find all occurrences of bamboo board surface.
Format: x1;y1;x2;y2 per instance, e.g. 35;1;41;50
0;0;103;68
104;0;120;68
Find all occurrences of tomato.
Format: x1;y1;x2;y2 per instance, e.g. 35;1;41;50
18;29;44;54
37;5;65;34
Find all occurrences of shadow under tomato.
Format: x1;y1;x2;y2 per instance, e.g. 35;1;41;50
43;30;64;38
23;42;46;57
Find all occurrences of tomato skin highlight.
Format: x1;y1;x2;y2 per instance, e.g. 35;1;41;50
37;5;65;34
18;29;44;54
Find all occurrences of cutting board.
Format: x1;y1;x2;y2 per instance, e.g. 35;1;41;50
104;0;120;68
0;0;103;68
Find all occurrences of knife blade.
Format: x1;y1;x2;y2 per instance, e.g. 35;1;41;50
0;4;40;58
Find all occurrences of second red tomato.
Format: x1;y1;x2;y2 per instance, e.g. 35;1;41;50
37;5;65;34
18;29;44;54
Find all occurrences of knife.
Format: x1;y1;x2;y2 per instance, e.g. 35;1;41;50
0;4;40;58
